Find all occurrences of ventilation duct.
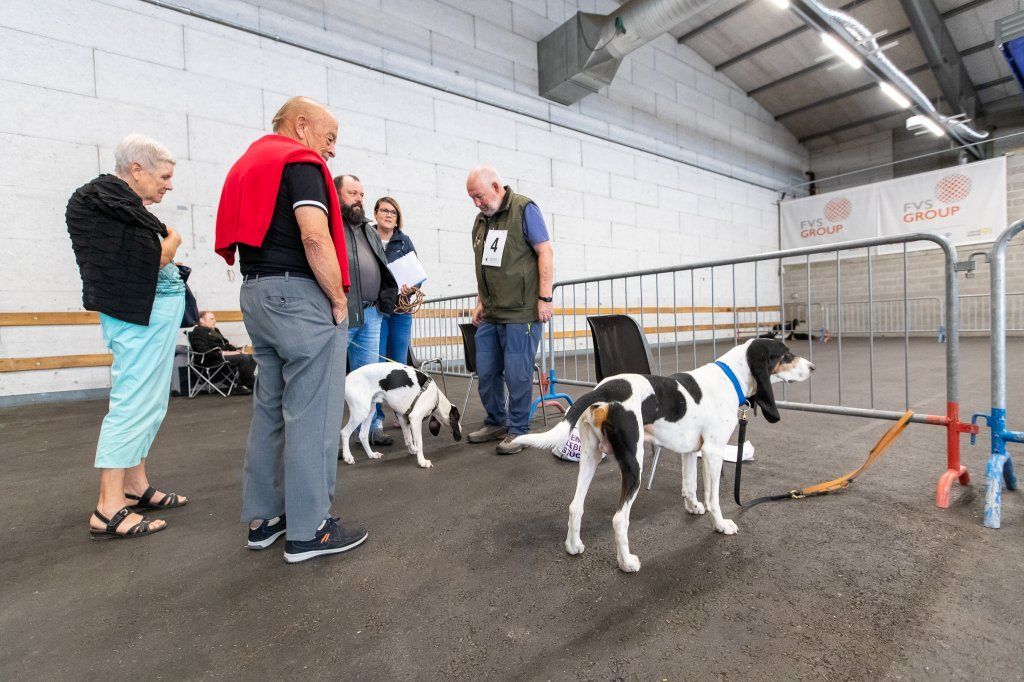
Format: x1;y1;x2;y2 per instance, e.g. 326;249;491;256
538;0;719;105
791;0;989;148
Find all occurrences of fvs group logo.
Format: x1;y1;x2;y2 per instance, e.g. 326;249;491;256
902;173;970;222
800;197;850;238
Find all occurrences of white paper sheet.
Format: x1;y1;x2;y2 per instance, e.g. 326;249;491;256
386;252;428;289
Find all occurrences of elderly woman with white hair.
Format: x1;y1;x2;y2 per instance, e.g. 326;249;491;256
66;133;189;540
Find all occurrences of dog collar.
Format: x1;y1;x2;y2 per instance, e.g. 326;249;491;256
715;361;749;407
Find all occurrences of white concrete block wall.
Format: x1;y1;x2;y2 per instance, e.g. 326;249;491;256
0;0;805;398
807;130;894;195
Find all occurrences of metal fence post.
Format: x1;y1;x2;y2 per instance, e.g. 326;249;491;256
935;234;973;508
977;220;1024;528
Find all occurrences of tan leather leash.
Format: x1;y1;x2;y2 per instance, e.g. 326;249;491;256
734;410;915;507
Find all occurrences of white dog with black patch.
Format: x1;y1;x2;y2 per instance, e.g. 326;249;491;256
512;338;814;573
341;362;462;468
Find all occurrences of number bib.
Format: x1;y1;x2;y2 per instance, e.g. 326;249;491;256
481;229;508;267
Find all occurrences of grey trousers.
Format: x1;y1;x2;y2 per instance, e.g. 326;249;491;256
239;274;347;541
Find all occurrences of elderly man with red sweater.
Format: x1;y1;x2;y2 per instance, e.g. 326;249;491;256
215;96;367;563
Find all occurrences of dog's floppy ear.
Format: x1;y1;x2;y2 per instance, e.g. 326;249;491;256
449;406;462;441
428;416;442;436
746;339;785;423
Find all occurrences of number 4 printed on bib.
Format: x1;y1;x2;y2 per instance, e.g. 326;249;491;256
481;229;507;267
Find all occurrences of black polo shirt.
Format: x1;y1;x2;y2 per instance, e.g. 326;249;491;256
238;162;329;277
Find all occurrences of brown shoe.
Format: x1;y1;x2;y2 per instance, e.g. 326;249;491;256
495;435;524;456
467;424;508;443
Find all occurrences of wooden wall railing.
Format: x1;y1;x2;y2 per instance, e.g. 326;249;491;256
0;310;243;373
1;306;781;373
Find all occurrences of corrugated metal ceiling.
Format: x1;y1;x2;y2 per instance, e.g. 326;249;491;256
671;0;1022;149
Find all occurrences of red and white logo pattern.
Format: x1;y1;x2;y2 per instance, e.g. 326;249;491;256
823;197;851;222
935;174;971;204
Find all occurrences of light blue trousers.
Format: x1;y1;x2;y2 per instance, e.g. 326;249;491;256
95;293;185;469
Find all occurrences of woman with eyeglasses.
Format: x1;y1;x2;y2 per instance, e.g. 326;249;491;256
372;196;421;431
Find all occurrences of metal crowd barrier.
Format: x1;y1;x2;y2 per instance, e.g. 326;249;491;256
972;219;1024;529
534;232;976;508
410;292;478;377
958;292;1024;333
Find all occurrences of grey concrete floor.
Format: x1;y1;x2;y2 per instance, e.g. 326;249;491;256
1;337;1022;679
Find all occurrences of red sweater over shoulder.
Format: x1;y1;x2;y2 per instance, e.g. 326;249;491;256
215;134;350;290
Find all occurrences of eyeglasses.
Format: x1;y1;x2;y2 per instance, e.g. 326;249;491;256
376;208;398;217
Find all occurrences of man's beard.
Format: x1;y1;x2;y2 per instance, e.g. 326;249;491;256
342;202;364;224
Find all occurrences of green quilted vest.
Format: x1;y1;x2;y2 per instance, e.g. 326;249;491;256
472;187;540;324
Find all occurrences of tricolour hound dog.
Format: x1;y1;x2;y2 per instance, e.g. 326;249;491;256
512;338;814;573
341;362;462;469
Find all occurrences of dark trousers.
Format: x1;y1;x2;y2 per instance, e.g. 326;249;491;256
226;353;257;388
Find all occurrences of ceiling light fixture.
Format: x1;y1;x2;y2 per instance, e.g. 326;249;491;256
766;0;790;9
878;81;911;109
821;32;863;68
907;114;946;137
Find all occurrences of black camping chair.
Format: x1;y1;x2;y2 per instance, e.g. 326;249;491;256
586;314;662;490
185;330;240;398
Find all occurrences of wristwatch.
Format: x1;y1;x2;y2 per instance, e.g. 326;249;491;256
539;295;553;303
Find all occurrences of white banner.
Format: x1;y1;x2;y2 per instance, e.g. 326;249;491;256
877;157;1006;247
780;184;877;250
781;157;1008;250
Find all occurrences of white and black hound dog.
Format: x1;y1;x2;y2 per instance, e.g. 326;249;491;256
512;338;814;573
341;362;462;469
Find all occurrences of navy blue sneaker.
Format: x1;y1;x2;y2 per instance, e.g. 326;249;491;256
283;518;368;564
247;515;287;550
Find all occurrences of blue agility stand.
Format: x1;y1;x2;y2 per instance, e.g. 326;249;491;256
973;411;1023;528
529;367;573;422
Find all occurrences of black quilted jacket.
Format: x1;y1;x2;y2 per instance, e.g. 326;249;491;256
66;174;167;325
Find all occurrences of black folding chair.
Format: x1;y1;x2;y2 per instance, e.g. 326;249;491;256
407;345;442;374
458;323;547;424
458;323;479;418
586;315;663;490
185;331;240;398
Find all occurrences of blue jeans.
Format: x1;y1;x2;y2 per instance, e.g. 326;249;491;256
374;312;414;429
348;304;383;373
475;321;543;436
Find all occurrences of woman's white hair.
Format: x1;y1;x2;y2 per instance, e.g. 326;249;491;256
114;134;176;175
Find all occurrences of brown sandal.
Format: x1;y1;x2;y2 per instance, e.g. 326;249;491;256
125;486;187;511
89;507;166;540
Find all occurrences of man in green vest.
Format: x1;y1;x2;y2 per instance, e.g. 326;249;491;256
465;166;554;455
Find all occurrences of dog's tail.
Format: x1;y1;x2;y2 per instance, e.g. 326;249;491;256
511;419;572;452
512;387;626;453
582;402;641;506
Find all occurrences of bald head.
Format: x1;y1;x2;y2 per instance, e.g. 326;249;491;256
271;96;338;160
466;165;506;217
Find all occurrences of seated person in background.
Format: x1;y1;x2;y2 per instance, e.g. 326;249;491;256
190;311;257;392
